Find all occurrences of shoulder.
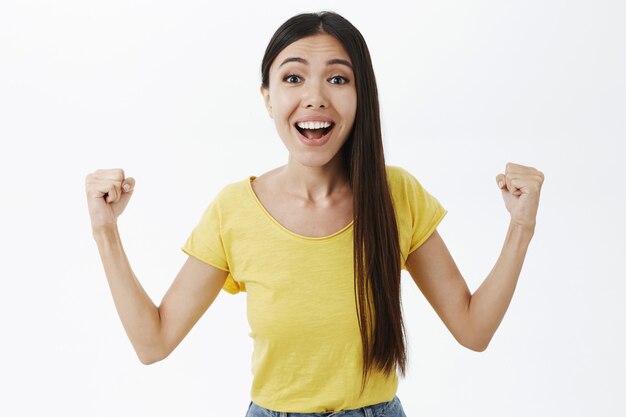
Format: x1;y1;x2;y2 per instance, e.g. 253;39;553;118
220;178;249;196
384;165;443;212
385;164;422;192
204;176;252;212
218;175;252;197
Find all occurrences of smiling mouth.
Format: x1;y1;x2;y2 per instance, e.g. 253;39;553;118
295;123;335;140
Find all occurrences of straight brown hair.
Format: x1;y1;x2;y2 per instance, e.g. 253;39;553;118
261;11;406;396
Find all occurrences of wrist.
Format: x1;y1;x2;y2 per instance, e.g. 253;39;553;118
508;221;535;240
92;223;119;242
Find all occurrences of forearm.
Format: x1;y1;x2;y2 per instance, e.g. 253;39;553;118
466;222;534;350
92;225;163;364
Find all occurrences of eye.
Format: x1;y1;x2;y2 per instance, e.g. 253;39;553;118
283;74;302;84
329;75;349;85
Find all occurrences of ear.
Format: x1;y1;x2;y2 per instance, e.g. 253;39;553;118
260;84;273;119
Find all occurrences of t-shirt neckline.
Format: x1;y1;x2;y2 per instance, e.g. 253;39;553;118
246;176;354;241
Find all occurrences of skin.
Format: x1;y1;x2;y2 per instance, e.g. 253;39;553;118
259;33;357;202
85;33;545;364
406;162;543;351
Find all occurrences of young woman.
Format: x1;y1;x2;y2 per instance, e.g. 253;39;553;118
85;11;544;417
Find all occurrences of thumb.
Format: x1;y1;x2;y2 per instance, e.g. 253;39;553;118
496;174;506;190
122;177;135;194
115;177;136;214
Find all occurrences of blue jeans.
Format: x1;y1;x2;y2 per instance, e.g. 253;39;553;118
245;395;407;417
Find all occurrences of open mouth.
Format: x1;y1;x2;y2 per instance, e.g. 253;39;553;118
295;122;335;140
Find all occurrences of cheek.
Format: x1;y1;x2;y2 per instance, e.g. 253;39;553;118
270;92;298;122
338;91;357;122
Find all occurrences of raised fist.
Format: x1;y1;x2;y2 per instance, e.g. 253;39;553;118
85;168;135;230
495;162;544;232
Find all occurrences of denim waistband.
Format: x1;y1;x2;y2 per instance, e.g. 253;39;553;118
245;394;402;417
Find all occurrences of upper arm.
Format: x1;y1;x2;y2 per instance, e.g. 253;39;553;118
157;255;228;359
405;229;473;348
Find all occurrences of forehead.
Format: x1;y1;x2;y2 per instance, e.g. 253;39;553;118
272;33;352;68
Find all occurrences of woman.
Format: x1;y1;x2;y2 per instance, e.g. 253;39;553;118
85;11;544;417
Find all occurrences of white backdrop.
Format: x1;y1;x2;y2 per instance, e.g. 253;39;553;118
1;1;624;416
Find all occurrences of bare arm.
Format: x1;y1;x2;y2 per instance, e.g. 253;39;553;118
466;223;533;349
405;224;533;351
87;169;228;364
93;224;162;363
406;162;542;351
93;224;228;364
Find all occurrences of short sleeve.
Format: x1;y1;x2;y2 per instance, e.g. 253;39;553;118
181;192;243;294
405;173;448;255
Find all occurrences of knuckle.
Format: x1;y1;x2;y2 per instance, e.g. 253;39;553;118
93;168;125;180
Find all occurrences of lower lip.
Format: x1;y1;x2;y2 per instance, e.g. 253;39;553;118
296;126;334;147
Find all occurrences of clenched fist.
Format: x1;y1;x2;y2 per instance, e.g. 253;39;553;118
495;162;544;233
85;169;135;230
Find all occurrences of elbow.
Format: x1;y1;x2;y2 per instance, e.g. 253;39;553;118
464;341;488;352
137;345;168;365
458;333;490;352
457;317;491;352
138;354;163;365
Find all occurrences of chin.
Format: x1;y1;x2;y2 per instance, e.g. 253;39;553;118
294;157;335;168
289;149;344;168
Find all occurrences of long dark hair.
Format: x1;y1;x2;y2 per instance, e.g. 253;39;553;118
261;11;406;395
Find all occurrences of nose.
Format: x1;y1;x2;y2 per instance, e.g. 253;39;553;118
301;80;328;109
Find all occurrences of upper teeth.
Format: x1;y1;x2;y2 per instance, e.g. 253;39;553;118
297;121;332;129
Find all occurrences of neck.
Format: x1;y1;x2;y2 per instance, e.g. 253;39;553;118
277;156;350;204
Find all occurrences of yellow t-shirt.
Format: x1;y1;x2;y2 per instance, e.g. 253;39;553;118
181;165;447;413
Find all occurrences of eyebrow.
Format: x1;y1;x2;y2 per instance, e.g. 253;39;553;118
278;57;353;70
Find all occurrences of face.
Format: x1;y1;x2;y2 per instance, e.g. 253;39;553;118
261;33;357;168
